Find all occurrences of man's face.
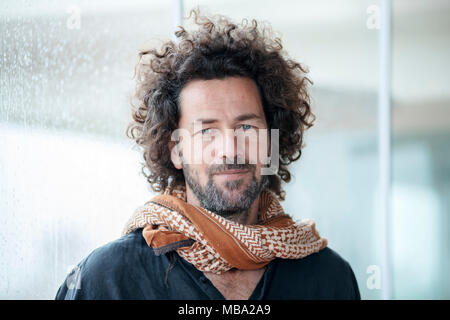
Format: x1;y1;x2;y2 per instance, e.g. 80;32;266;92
171;77;270;217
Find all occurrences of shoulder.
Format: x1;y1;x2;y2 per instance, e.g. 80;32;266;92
55;229;163;300
82;229;149;271
305;246;354;274
274;246;361;299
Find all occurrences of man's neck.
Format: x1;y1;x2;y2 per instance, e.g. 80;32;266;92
185;185;260;225
203;267;266;300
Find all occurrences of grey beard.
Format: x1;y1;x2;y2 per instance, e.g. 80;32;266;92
182;163;269;220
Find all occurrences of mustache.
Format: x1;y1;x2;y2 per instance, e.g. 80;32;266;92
207;163;255;176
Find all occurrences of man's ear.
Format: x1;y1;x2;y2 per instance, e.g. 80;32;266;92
169;140;183;169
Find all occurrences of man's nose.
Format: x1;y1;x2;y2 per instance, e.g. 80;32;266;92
215;129;244;164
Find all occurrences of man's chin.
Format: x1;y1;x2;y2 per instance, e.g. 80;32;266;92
218;188;245;203
216;181;257;204
217;179;248;193
184;168;267;217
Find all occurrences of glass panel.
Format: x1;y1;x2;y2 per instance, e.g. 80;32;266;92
0;0;172;299
391;0;450;299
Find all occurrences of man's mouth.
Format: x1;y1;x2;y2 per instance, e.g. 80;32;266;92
213;169;250;180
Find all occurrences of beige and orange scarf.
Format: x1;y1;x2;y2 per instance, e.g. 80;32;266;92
122;185;328;274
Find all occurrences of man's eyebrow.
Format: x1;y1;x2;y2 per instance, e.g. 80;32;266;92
191;113;265;126
234;113;265;122
192;118;218;125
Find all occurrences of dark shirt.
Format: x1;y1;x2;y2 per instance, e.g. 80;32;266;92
55;228;361;300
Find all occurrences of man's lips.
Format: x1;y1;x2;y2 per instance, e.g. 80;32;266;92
212;169;251;180
214;169;250;175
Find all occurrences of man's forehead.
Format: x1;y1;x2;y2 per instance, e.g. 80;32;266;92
178;77;265;124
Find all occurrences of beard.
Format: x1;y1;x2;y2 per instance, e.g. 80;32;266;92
182;162;269;219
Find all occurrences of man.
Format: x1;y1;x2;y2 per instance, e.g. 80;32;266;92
55;10;360;300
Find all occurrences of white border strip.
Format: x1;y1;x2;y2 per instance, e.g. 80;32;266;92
378;0;392;300
172;0;184;42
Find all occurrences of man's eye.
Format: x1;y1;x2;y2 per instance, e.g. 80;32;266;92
240;124;252;131
201;128;211;134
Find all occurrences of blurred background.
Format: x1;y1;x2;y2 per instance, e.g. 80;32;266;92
1;0;449;299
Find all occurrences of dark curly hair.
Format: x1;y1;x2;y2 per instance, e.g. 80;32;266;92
126;9;315;201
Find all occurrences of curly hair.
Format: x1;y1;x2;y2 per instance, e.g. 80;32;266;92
126;9;315;201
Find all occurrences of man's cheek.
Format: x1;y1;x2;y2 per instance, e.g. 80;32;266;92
238;128;272;166
178;139;202;165
260;129;279;176
202;135;224;165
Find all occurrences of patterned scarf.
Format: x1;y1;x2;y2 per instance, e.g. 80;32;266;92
122;185;328;274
